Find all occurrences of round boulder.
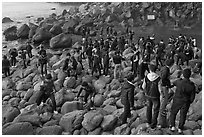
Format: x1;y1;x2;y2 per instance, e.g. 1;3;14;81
32;27;52;43
2;17;14;23
50;33;72;49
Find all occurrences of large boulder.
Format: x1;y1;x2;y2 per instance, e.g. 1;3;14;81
2;104;20;125
13;110;42;126
94;94;105;107
2;122;34;135
3;26;17;35
59;110;84;133
16;82;32;91
50;33;72;49
28;23;38;39
3;26;18;41
101;114;118;131
17;24;30;39
61;101;83;115
2;17;14;23
63;77;76;89
49;24;62;36
36;125;63;135
32;27;52;43
62;19;78;33
82;111;104;132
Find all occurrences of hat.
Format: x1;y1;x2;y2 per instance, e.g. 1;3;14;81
183;68;191;79
45;74;52;80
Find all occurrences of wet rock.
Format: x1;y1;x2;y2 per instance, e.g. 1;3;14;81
37;125;63;135
82;111;104;132
50;33;72;49
59;110;84;133
17;24;30;39
2;104;20;125
61;101;83;115
101;114;118;131
2;122;34;135
2;17;14;23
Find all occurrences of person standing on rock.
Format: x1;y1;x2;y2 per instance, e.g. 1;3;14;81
169;68;196;134
112;51;124;79
131;48;140;77
102;50;110;76
38;45;47;77
120;73;135;124
92;50;101;76
158;59;174;128
86;43;93;70
9;48;18;67
19;49;27;69
142;64;161;129
37;74;58;114
25;41;33;58
2;55;11;77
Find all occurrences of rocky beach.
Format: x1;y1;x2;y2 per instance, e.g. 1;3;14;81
2;2;202;135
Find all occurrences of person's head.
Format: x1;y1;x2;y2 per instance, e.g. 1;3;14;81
82;81;88;87
149;64;157;72
3;55;7;59
183;68;191;79
45;74;52;80
165;59;174;67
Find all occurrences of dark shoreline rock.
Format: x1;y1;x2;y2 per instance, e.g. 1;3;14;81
2;17;14;23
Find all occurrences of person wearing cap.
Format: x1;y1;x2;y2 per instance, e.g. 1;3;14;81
38;45;47;77
169;68;196;133
2;55;10;77
76;81;96;105
120;73;135;124
37;74;57;114
142;64;162;129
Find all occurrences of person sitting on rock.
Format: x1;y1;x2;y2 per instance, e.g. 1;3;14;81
38;45;47;77
2;55;10;77
142;64;161;129
37;74;58;114
120;73;135;125
9;48;18;67
76;81;96;106
169;68;196;134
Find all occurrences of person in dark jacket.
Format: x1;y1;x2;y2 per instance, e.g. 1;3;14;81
86;44;93;69
76;81;96;105
38;46;47;77
103;50;109;76
2;55;10;77
169;68;196;134
142;64;161;129
37;74;58;114
9;48;18;67
155;40;165;67
26;41;33;58
113;51;124;79
120;73;135;124
92;51;101;76
19;49;27;69
158;59;174;128
131;49;140;77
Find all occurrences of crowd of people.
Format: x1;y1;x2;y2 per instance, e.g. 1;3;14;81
2;25;201;134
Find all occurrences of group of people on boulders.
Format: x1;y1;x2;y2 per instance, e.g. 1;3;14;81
2;25;201;133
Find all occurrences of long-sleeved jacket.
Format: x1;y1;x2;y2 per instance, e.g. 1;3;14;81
121;80;135;105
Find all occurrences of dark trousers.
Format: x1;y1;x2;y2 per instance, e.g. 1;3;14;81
3;67;10;77
169;98;190;130
22;59;27;69
10;57;16;66
27;51;32;58
156;56;163;67
121;93;131;124
92;64;101;76
103;64;109;76
40;63;47;76
146;97;160;128
132;61;138;77
88;56;93;69
37;92;56;112
84;92;92;103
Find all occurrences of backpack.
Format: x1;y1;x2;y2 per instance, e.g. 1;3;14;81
144;76;160;98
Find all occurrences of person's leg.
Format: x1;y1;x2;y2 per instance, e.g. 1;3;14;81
122;97;130;124
146;99;153;125
40;64;44;76
151;98;160;128
169;99;183;128
3;68;7;77
49;93;57;112
178;102;190;130
128;89;134;109
44;64;47;75
23;59;26;68
84;92;89;103
14;57;17;66
114;65;118;79
10;57;14;66
7;67;10;76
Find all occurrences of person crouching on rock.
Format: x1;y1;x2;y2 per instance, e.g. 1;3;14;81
169;68;196;134
120;73;135;125
2;55;11;77
38;45;47;77
76;81;96;106
37;74;58;114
